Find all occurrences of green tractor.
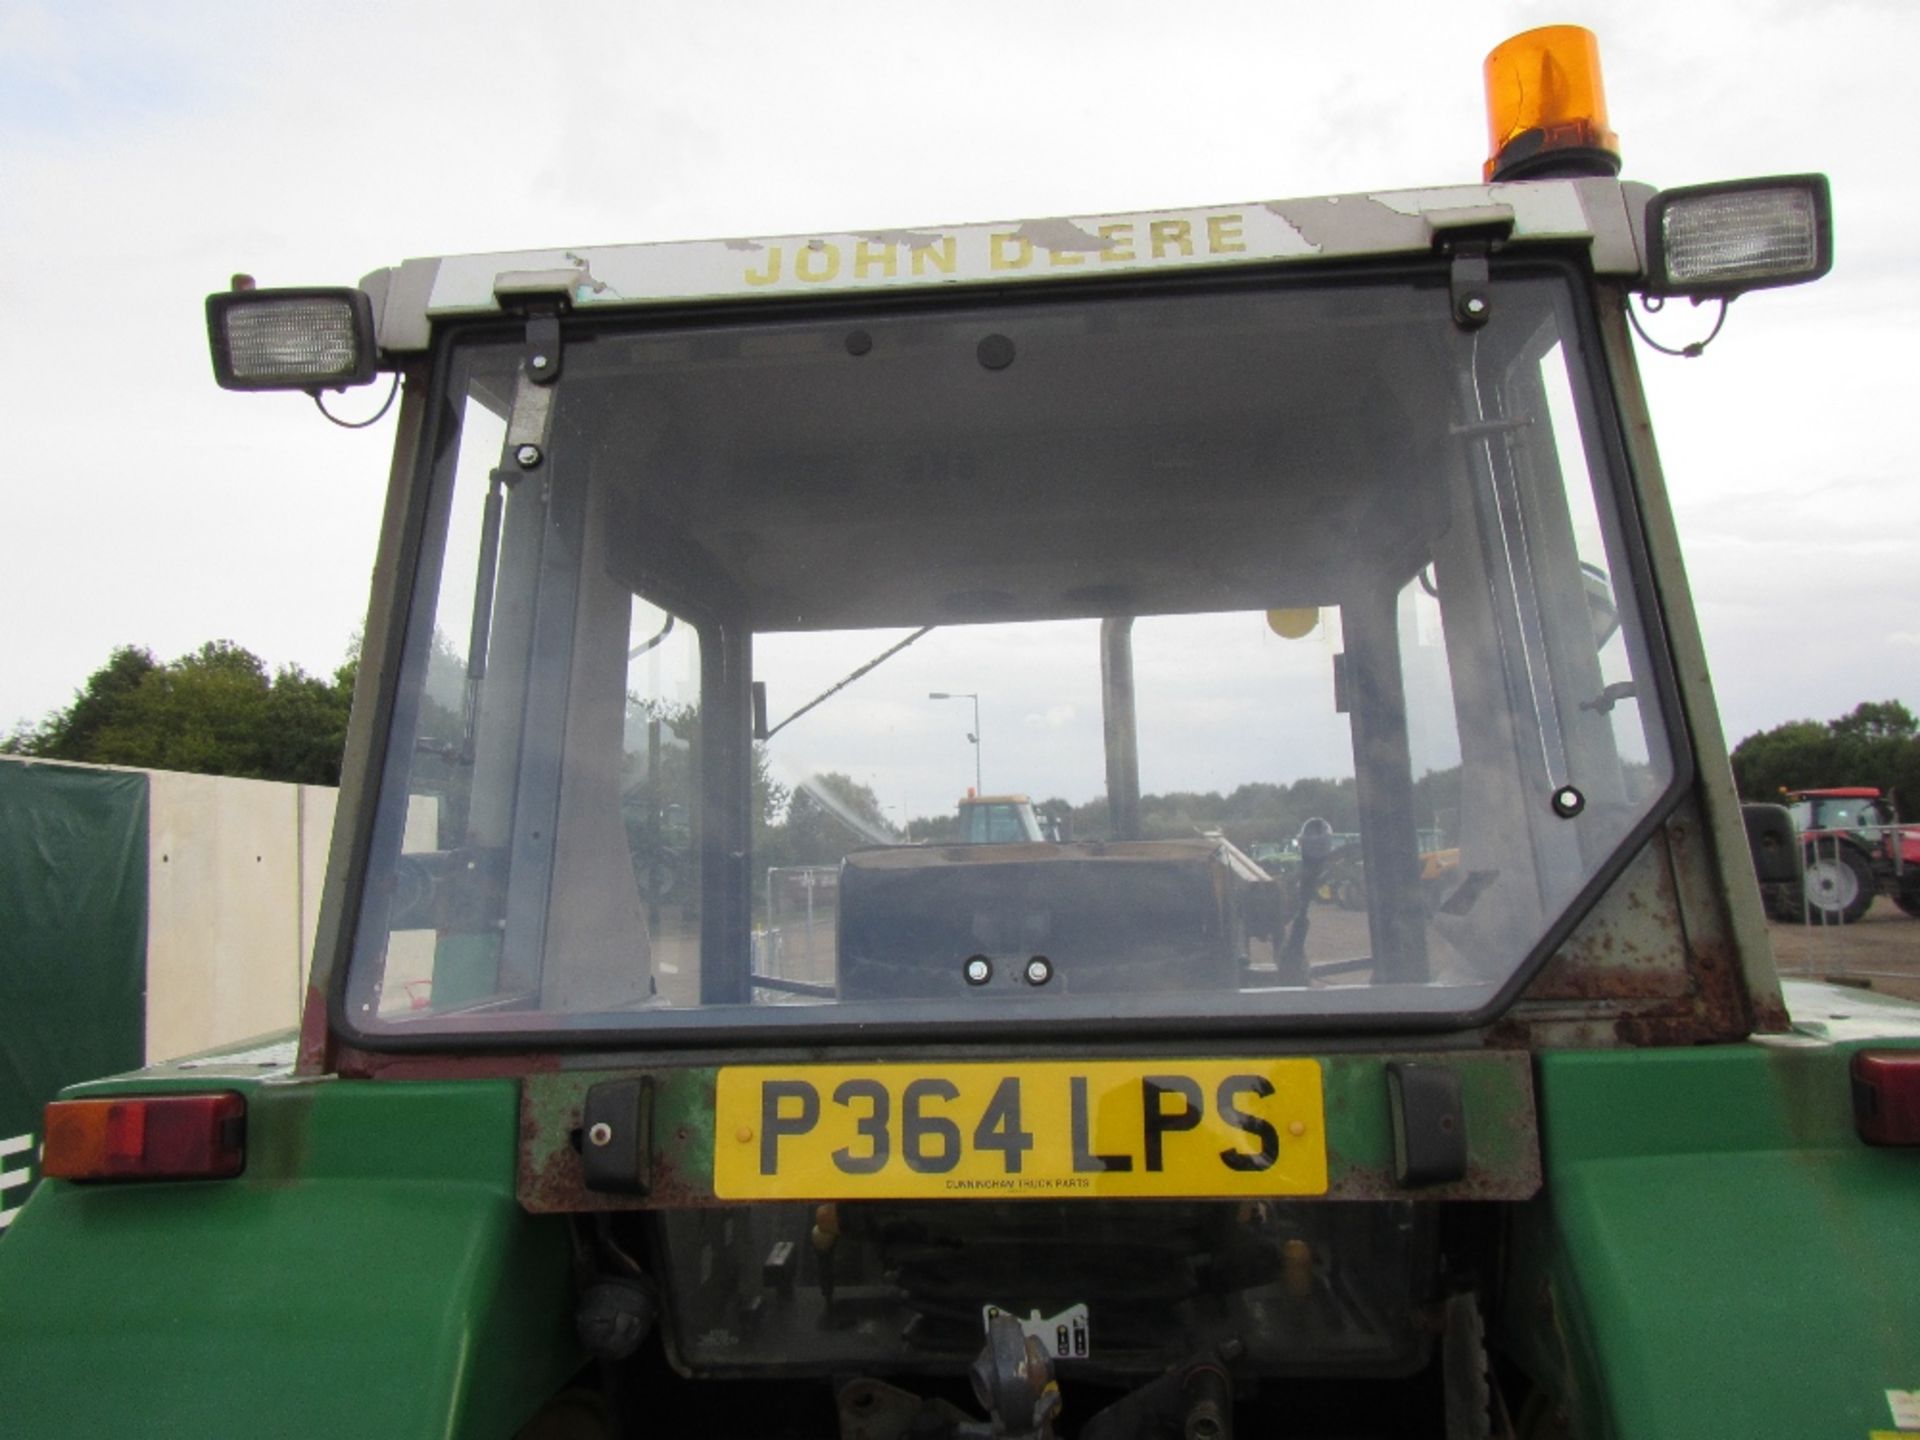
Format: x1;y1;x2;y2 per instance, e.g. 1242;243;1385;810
5;26;1915;1440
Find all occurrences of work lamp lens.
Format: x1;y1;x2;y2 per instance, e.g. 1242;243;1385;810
207;287;377;390
1663;189;1820;284
1647;176;1832;296
228;299;359;376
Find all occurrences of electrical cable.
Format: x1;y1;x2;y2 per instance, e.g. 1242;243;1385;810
312;372;401;428
1625;294;1728;358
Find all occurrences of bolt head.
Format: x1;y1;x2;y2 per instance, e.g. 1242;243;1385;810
587;1121;613;1148
531;353;550;369
964;957;992;986
1465;296;1488;316
1551;785;1586;818
1024;957;1052;986
515;444;542;468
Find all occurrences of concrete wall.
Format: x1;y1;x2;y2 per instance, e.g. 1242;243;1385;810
4;758;447;1064
144;772;337;1062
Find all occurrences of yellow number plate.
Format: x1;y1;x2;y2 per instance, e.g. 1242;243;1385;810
713;1060;1326;1200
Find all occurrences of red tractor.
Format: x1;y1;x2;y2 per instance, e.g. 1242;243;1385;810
1780;787;1920;924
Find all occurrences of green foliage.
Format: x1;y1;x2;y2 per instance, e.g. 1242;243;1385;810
1731;701;1920;817
777;773;890;866
6;641;355;786
3;645;157;759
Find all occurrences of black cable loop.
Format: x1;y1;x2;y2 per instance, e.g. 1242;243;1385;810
1625;293;1729;358
312;371;401;429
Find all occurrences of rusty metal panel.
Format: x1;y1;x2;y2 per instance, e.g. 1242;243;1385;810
517;1052;1538;1212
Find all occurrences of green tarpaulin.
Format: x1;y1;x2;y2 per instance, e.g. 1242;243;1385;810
0;761;149;1228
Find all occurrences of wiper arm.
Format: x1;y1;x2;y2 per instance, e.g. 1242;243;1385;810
764;626;936;739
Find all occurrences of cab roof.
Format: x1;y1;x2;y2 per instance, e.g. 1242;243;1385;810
359;176;1653;354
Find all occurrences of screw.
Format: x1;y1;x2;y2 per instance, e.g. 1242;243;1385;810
1551;785;1586;818
587;1122;613;1148
964;956;992;986
515;444;542;469
531;353;550;370
1464;295;1488;317
1025;956;1053;986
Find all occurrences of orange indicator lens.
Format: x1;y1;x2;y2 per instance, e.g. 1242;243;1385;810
1483;26;1620;182
42;1093;247;1181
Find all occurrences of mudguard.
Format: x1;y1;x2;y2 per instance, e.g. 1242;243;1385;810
1505;1041;1920;1438
0;1066;581;1439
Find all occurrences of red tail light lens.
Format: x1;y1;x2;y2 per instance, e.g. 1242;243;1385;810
42;1093;247;1181
1852;1052;1920;1147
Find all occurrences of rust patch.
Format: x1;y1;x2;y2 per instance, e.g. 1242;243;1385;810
334;1044;564;1081
518;1069;724;1214
517;1078;655;1214
1523;837;1695;1007
1479;1014;1535;1049
642;1140;715;1210
295;982;332;1077
1326;1160;1539;1203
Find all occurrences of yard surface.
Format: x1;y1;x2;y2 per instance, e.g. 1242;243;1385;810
1767;897;1920;1002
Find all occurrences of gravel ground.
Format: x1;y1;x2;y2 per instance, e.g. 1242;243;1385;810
1766;897;1920;1002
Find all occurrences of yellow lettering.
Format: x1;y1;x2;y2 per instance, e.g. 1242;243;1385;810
854;241;897;279
795;242;841;283
990;233;1033;270
1150;220;1194;258
911;238;957;276
1206;214;1246;254
1048;247;1085;267
1098;223;1135;262
743;246;782;286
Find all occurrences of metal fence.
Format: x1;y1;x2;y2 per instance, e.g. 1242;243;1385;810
752;866;839;1000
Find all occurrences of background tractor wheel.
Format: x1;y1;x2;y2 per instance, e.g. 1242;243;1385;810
1800;845;1876;924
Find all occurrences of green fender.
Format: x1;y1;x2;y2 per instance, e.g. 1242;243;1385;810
1505;1043;1920;1438
0;1073;582;1439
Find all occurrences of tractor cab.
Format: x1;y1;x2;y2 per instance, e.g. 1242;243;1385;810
1787;787;1893;838
958;795;1049;846
6;26;1916;1440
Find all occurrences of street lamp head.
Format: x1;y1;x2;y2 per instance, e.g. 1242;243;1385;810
928;691;950;699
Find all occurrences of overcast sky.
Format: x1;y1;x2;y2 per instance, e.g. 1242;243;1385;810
4;0;1915;773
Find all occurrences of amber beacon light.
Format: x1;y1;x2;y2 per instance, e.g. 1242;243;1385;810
1483;26;1621;182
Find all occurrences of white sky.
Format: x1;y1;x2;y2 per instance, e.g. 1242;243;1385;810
4;0;1916;779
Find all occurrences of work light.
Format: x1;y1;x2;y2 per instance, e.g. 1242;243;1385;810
1645;176;1832;298
206;286;378;391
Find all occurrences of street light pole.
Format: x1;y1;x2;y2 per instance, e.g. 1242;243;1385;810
928;691;982;794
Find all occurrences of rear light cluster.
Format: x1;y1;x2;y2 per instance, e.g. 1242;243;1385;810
1852;1051;1920;1147
42;1093;247;1182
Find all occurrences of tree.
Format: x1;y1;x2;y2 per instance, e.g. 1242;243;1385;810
780;773;890;865
5;640;356;786
3;645;157;760
1731;700;1920;817
1830;700;1917;742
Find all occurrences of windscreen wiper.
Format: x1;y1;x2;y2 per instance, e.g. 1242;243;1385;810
763;626;936;740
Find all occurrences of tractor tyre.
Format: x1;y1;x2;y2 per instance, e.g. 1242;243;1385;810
1894;883;1920;919
1800;844;1876;925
